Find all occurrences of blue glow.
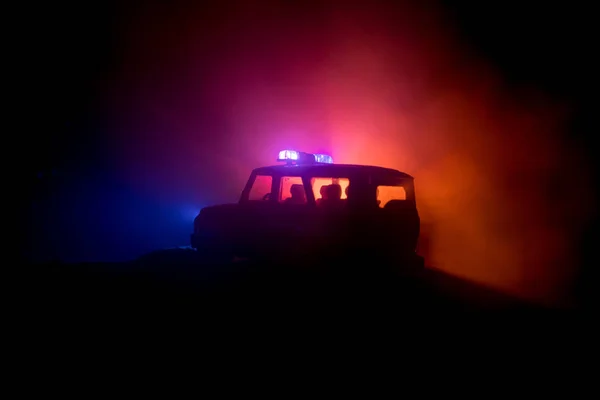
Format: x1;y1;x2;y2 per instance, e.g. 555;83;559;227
181;206;202;221
28;175;206;263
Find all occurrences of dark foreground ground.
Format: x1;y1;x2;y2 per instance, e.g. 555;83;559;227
20;248;597;366
23;249;573;318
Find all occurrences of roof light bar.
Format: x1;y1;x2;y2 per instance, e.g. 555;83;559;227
277;150;334;165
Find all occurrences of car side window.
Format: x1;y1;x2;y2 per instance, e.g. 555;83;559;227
311;177;350;205
377;185;406;207
249;175;273;200
280;176;306;204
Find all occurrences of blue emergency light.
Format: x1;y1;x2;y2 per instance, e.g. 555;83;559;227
277;150;333;165
314;153;334;164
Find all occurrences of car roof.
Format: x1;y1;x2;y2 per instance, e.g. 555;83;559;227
252;163;414;180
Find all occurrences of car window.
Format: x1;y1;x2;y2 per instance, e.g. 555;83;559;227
249;175;273;200
377;185;406;207
312;177;350;205
280;176;306;204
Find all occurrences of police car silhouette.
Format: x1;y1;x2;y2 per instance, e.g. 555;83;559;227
191;150;423;268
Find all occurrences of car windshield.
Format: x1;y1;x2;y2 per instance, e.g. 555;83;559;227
248;174;273;201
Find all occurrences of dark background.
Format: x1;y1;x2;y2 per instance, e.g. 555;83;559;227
24;0;597;308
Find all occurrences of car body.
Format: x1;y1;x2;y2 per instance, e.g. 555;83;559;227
191;151;423;267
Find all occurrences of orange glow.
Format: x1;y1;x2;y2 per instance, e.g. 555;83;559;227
378;186;406;208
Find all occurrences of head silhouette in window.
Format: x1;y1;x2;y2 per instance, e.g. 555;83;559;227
285;184;306;204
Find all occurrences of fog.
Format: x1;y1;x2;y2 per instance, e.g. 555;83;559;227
34;1;594;306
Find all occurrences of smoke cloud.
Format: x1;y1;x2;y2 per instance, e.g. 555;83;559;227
106;1;594;305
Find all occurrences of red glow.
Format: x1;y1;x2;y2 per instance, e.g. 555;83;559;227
106;1;594;306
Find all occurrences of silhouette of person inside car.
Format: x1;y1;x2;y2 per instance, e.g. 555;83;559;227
318;184;344;208
345;183;380;208
316;185;329;206
284;184;307;204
